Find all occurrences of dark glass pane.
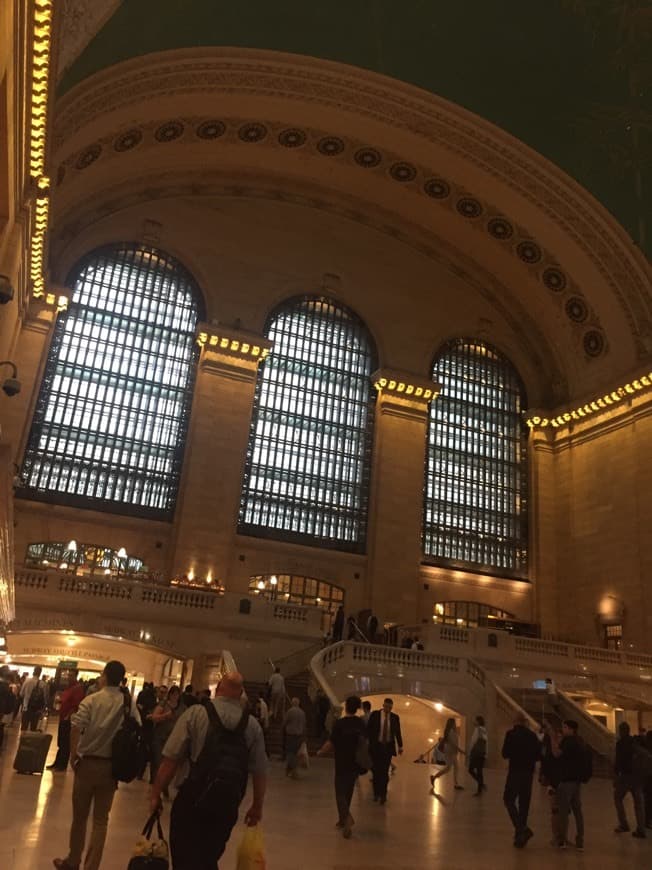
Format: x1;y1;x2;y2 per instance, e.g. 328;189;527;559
19;245;202;518
239;296;376;551
424;339;528;577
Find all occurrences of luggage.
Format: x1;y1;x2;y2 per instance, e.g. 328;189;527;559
127;813;169;869
14;731;52;774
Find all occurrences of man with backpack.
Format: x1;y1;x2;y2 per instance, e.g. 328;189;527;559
150;671;267;870
20;665;46;731
551;719;589;850
53;659;141;870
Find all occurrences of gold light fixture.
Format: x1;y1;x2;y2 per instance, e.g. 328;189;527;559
196;329;271;361
526;372;652;431
28;1;54;303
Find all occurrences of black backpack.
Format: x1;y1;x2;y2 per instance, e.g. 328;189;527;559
27;681;45;712
111;689;144;783
182;701;249;811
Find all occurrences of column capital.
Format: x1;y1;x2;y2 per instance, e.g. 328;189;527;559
196;323;273;381
372;368;439;419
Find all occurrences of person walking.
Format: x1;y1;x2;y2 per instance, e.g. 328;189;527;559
368;698;403;804
501;712;541;848
367;613;379;643
150;672;267;870
150;684;185;790
317;694;367;838
0;666;14;750
551;719;586;850
540;722;564;846
361;700;372;729
268;666;286;721
48;674;85;771
53;660;141;870
20;665;46;731
613;720;646;838
468;715;488;795
283;697;306;779
332;606;345;643
431;718;464;792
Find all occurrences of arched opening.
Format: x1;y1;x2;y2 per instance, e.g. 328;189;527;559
249;573;344;633
432;600;515;629
19;244;204;520
239;295;377;552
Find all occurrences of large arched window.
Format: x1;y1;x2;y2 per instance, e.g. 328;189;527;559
20;245;203;518
239;296;376;551
423;338;528;577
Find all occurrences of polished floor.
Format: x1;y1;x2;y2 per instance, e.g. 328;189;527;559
0;721;648;869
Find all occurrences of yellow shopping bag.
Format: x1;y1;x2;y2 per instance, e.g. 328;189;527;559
236;825;266;870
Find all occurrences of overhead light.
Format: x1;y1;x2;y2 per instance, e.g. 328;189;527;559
257;580;265;590
117;547;128;559
434;702;443;712
66;539;78;552
104;568;111;575
270;575;278;586
59;562;68;570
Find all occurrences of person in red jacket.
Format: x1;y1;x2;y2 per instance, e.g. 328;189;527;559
48;676;85;771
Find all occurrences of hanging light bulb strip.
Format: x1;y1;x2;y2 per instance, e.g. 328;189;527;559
28;0;59;307
526;372;652;431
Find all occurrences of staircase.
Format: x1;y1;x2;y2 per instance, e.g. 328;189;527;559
508;688;613;778
244;669;325;759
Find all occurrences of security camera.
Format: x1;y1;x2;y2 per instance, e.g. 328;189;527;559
2;377;21;397
0;275;14;305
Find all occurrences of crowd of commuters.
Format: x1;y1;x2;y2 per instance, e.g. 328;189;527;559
3;655;652;866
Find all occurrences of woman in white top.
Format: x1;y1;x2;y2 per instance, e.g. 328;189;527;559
430;718;464;792
468;714;489;795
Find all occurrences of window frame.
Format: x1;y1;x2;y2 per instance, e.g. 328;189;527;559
422;337;529;580
238;294;377;553
18;244;204;520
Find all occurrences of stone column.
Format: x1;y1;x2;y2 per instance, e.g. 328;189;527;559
366;370;437;625
0;299;56;463
170;324;272;589
529;424;558;633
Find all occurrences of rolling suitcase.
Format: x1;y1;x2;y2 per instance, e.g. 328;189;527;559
14;731;52;774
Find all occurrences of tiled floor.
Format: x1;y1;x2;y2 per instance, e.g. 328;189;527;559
0;721;648;869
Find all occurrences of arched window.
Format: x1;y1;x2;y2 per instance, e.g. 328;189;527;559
432;600;515;629
20;245;203;518
239;296;376;551
423;338;528;577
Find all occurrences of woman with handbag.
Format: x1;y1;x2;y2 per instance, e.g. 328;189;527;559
430;717;465;792
317;695;367;839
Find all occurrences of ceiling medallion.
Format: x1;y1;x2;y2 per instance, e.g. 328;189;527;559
516;240;542;264
238;122;268;143
75;144;101;169
354;148;382;168
389;162;417;182
278;128;307;147
542;267;567;292
423;178;451;199
114;129;143;152
565;297;589;323
317;136;345;156
583;330;605;358
154;121;184;143
487;217;514;240
196;120;226;140
456;197;483;219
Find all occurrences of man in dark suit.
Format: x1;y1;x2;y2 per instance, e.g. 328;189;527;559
367;698;403;803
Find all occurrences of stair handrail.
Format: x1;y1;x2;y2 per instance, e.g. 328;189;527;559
556;690;616;758
349;619;370;644
493;683;540;731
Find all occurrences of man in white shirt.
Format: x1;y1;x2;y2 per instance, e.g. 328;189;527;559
268;666;286;720
53;660;140;870
20;665;46;731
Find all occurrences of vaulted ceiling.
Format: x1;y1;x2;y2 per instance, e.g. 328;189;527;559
55;0;652;258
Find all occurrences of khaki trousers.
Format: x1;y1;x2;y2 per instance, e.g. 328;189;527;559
67;758;116;870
